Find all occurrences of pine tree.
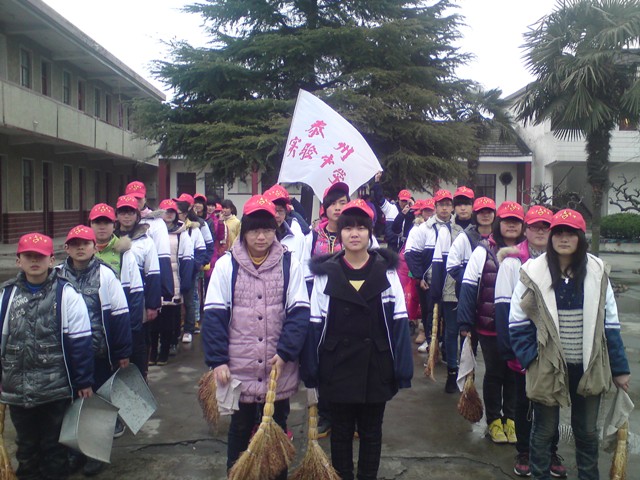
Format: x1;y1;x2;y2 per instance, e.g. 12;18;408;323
134;0;481;193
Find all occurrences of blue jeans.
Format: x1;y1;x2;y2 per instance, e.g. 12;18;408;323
530;364;601;479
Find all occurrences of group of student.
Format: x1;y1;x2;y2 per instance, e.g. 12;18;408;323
0;181;242;479
0;174;632;480
376;176;631;480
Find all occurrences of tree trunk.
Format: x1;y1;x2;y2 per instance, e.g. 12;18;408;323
585;127;612;257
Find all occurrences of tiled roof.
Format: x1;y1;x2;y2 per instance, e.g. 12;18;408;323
479;128;532;157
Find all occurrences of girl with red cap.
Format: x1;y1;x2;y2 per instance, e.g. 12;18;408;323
457;201;525;445
202;195;310;479
302;200;413;480
509;209;630;480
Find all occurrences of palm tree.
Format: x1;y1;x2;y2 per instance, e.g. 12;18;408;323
516;0;640;255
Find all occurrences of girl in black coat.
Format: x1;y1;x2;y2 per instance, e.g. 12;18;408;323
304;199;413;480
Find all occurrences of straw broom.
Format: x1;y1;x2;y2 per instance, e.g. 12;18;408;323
288;404;340;480
228;367;295;480
457;372;484;423
0;404;17;480
423;303;439;381
610;421;629;480
197;370;219;429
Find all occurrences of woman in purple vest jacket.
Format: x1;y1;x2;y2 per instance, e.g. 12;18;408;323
457;201;525;445
201;195;310;479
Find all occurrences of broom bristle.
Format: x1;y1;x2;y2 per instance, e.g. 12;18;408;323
0;404;16;480
423;304;440;381
457;374;483;423
197;370;219;429
228;368;296;480
288;404;340;480
610;422;628;480
289;441;340;480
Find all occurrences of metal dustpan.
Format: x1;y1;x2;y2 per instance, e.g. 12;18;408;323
97;364;157;435
59;395;119;463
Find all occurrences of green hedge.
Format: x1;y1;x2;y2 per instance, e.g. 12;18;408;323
601;213;640;241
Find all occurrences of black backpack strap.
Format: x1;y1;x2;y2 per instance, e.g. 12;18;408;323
0;285;15;327
282;251;291;307
230;255;239;304
56;278;66;324
310;230;319;257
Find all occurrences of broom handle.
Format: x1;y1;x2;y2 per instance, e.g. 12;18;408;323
262;367;279;420
431;303;439;340
308;404;318;441
0;403;5;436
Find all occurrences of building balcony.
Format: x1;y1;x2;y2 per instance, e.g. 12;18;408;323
0;78;158;164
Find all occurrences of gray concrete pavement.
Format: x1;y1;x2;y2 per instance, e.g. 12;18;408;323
0;251;638;479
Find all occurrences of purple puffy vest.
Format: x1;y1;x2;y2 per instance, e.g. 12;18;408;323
475;247;498;335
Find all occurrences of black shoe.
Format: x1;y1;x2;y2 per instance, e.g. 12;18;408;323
445;369;458;394
317;417;331;439
114;418;126;438
83;458;105;477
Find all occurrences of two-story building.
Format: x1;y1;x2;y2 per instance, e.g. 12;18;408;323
0;0;164;243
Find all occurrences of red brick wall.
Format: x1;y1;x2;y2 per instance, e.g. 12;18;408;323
2;210;88;244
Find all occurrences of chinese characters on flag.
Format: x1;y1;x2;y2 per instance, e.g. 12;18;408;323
278;89;383;200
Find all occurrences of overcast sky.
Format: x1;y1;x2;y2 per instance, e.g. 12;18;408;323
42;0;559;98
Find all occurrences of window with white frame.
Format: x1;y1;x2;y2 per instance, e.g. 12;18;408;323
63;71;71;105
41;61;51;96
20;49;31;88
23;159;34;211
64;165;73;210
475;174;496;200
94;88;101;118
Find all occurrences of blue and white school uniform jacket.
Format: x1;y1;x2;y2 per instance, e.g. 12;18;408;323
301;249;413;391
279;221;306;265
127;225;162;311
118;244;145;332
198;219;215;266
404;216;446;282
187;221;208;273
140;209;174;301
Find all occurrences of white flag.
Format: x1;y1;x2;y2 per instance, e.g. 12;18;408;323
278;89;383;200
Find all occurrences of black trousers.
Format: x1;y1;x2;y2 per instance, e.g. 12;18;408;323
478;334;516;424
330;402;386;480
130;328;148;380
149;305;179;362
227;399;290;480
10;399;69;480
418;288;434;337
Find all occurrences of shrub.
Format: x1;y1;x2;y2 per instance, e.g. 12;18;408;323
601;213;640;241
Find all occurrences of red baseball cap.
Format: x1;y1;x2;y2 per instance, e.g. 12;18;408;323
433;189;453;203
473;197;496;212
125;181;146;199
194;193;207;203
264;185;291;204
454;186;474;199
243;195;276;217
17;233;54;256
550;209;586;232
323;182;350;199
422;198;435;211
173;193;195;206
410;200;425;211
525;205;553;225
341;199;374;220
159;199;178;212
89;203;116;222
497;201;524;221
66;225;96;244
116;195;139;211
398;189;412;201
214;203;222;212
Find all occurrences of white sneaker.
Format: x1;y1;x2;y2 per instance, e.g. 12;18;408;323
182;333;193;343
417;340;430;353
